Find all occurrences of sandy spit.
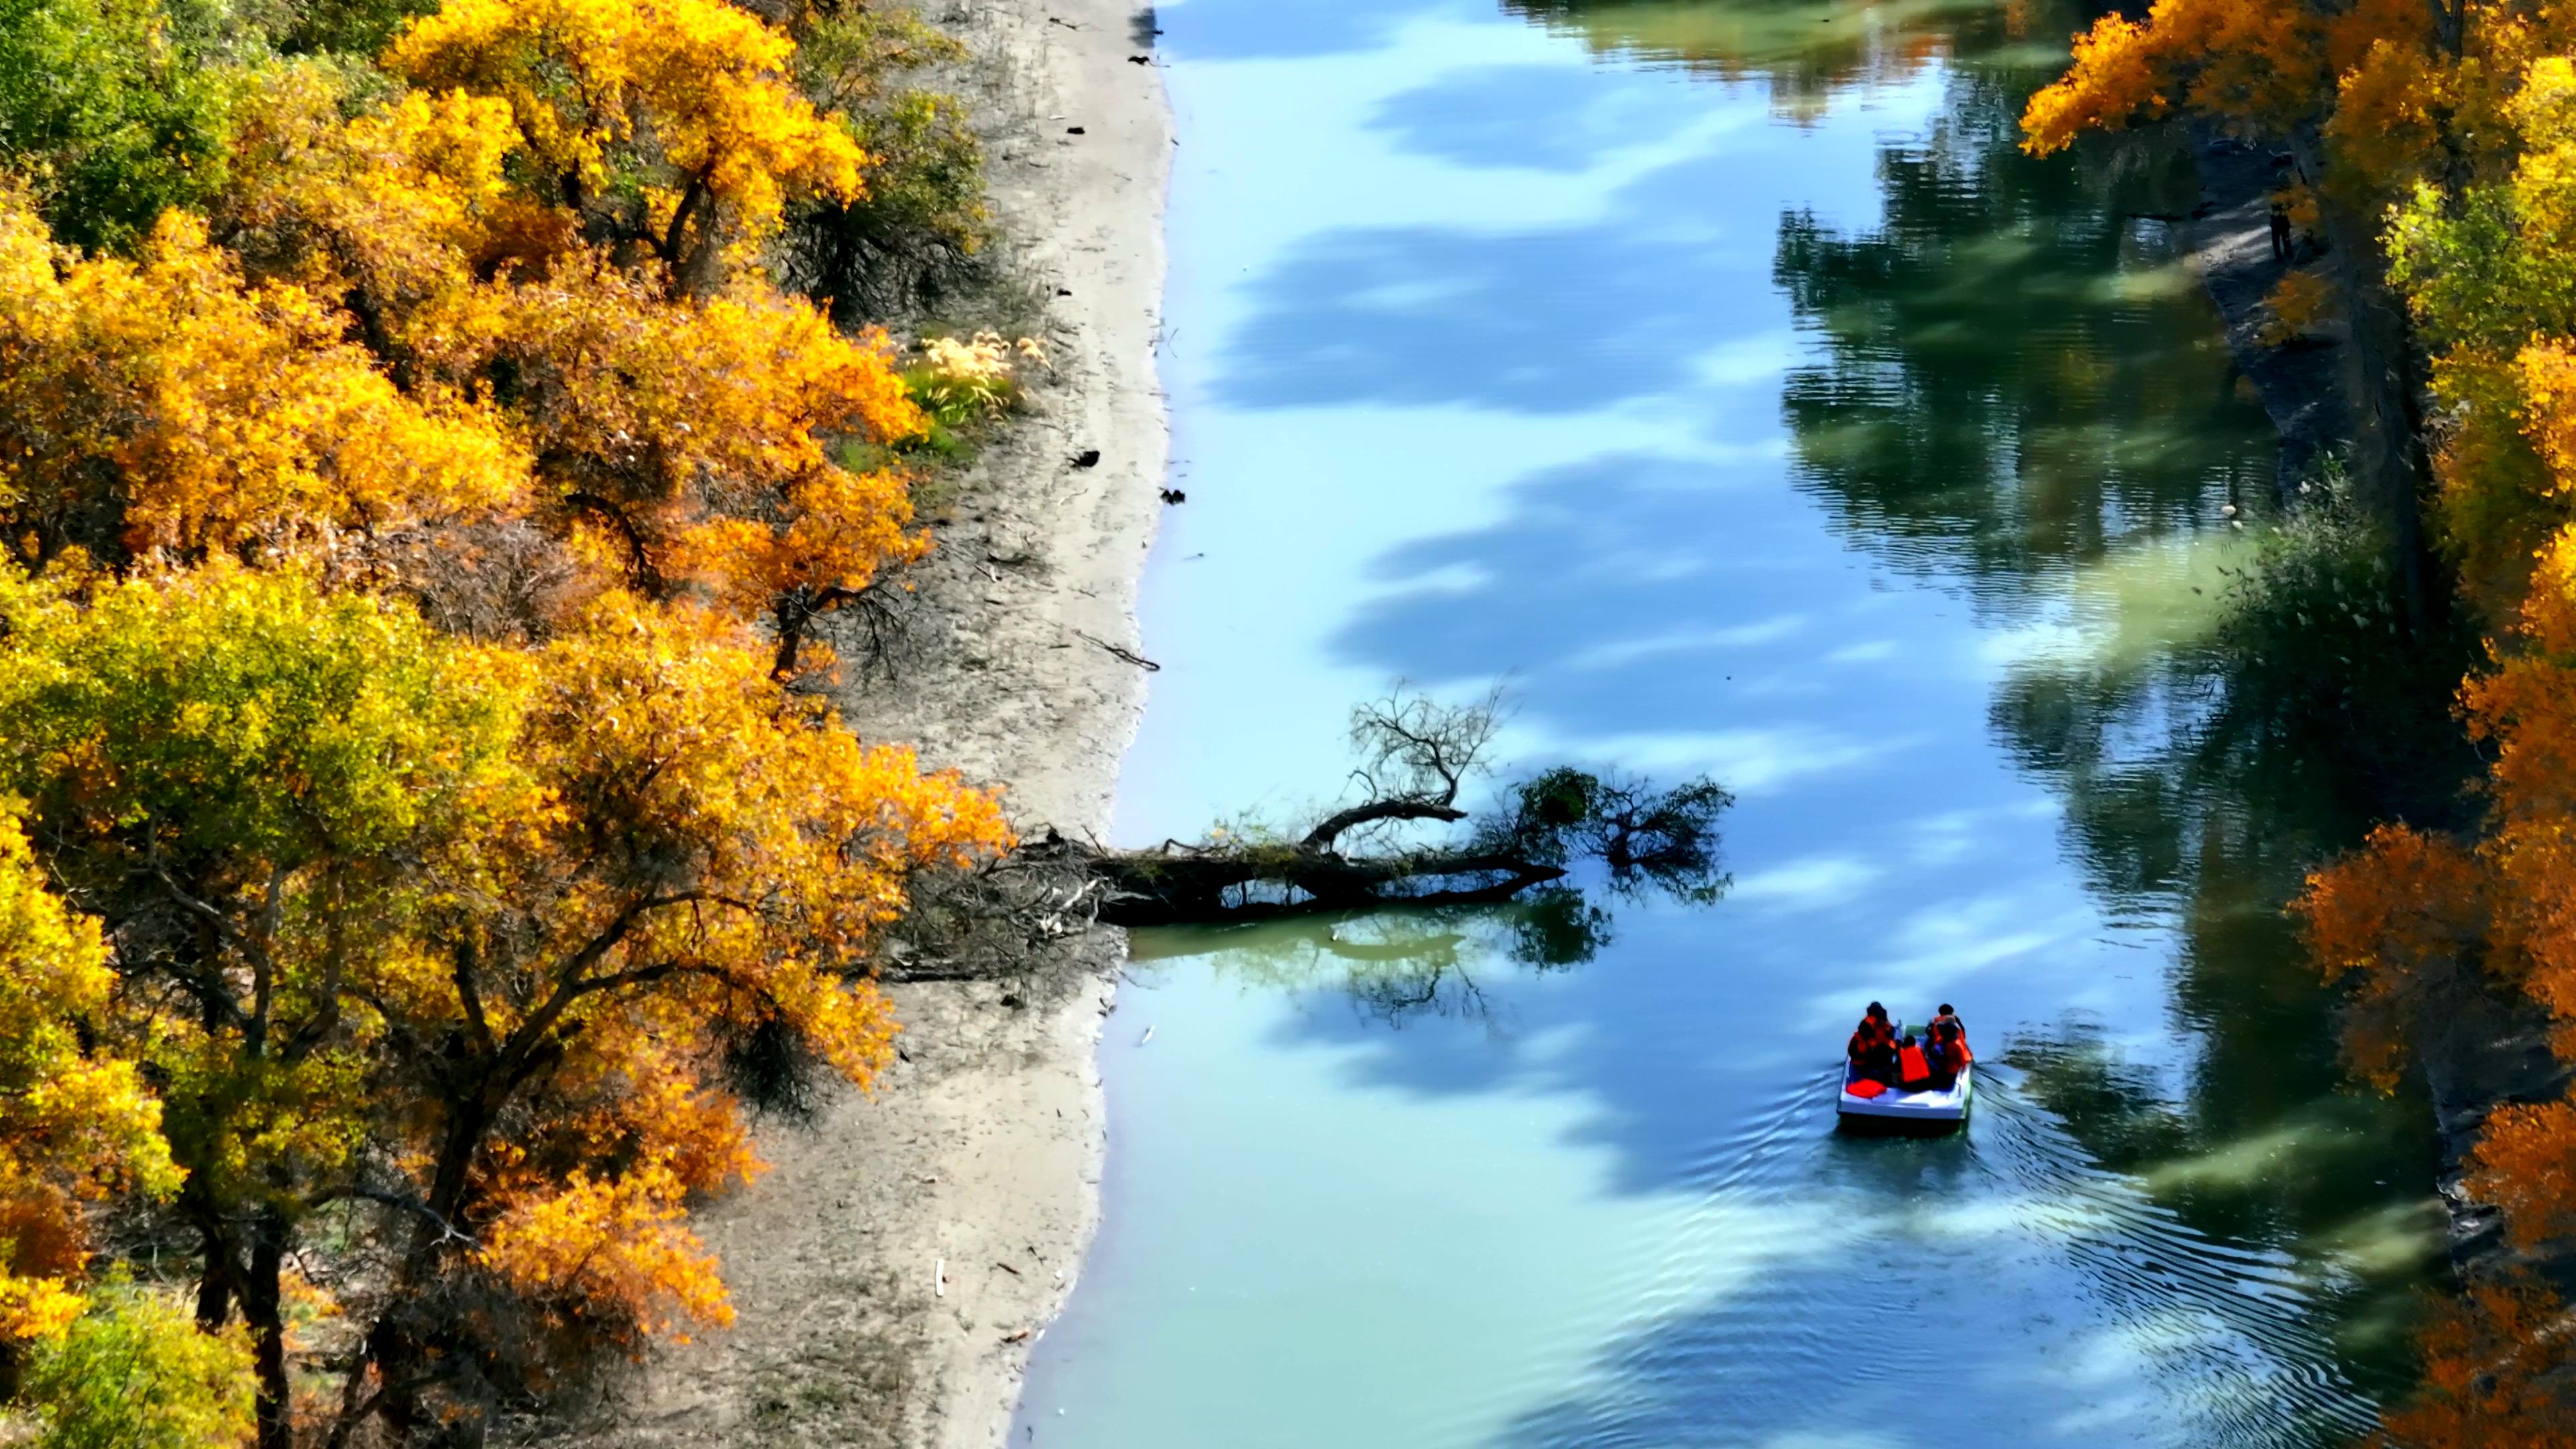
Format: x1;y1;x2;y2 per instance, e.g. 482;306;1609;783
553;0;1169;1444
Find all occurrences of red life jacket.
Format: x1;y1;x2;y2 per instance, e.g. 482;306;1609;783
1846;1078;1888;1099
1897;1042;1931;1085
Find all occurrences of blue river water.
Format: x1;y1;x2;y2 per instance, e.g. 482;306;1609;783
1014;1;2447;1444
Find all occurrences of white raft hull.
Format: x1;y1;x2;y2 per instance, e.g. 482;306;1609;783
1837;1063;1972;1123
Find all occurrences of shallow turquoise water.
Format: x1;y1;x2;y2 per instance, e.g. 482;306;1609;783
1015;1;2446;1444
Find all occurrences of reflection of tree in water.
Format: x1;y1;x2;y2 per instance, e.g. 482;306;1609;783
1129;887;1614;1030
1776;63;2264;611
2006;1002;2445;1401
1765;13;2466;1400
1501;0;2015;121
1988;558;2469;1393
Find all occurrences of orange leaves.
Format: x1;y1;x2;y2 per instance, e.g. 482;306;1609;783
0;0;1015;1413
2166;0;2318;136
2293;825;2487;1089
2326;37;2447;186
2256;269;2332;347
0;560;1006;1369
670;465;925;618
2021;0;2320;157
387;594;1002;1349
0;0;930;670
506;591;1008;973
2377;1277;2576;1449
473;1044;765;1343
2516;343;2576;504
438;272;927;606
225;70;520;316
2022;16;2165;156
2468;1099;2576;1250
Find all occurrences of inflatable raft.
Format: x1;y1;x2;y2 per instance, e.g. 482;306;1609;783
1837;1061;1972;1126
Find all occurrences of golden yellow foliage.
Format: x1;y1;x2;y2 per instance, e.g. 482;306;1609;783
0;192;527;560
0;559;1012;1430
0;811;178;1340
417;269;928;612
0;0;1021;1430
3;33;930;659
388;0;867;266
2022;0;2323;158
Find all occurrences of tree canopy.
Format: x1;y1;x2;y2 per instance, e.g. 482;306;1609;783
0;0;1020;1440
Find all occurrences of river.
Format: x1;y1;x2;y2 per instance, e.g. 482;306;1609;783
1016;0;2449;1443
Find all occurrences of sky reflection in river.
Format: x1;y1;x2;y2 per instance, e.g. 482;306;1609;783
1016;0;2443;1444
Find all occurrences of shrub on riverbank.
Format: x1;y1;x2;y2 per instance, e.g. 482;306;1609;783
2200;464;2478;825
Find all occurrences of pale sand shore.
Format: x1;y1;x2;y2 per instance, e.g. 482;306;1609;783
553;1;1169;1443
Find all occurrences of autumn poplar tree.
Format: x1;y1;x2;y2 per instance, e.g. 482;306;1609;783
0;0;1027;1438
1;0;939;671
0;562;1008;1444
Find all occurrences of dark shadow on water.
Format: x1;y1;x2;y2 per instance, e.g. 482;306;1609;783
1367;63;1711;172
1130;890;1613;1032
1211;195;1777;415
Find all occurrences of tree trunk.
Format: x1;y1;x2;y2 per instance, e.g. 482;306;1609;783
367;1089;498;1443
771;590;814;681
193;1229;233;1330
244;1210;294;1449
1055;836;1568;926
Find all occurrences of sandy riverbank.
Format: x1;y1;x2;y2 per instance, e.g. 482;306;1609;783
550;1;1170;1444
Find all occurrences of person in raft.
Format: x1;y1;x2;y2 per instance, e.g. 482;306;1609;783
1893;1030;1939;1092
1847;1002;1899;1085
1919;1011;1972;1091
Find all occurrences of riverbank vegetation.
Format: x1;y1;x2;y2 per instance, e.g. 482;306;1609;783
2024;1;2576;1438
0;0;1044;1442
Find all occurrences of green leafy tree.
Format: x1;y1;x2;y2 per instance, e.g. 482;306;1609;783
0;0;237;251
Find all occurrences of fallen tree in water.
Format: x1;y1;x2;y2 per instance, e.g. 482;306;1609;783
1031;688;1731;926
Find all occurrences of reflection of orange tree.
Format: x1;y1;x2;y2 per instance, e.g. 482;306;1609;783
1499;0;2049;123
